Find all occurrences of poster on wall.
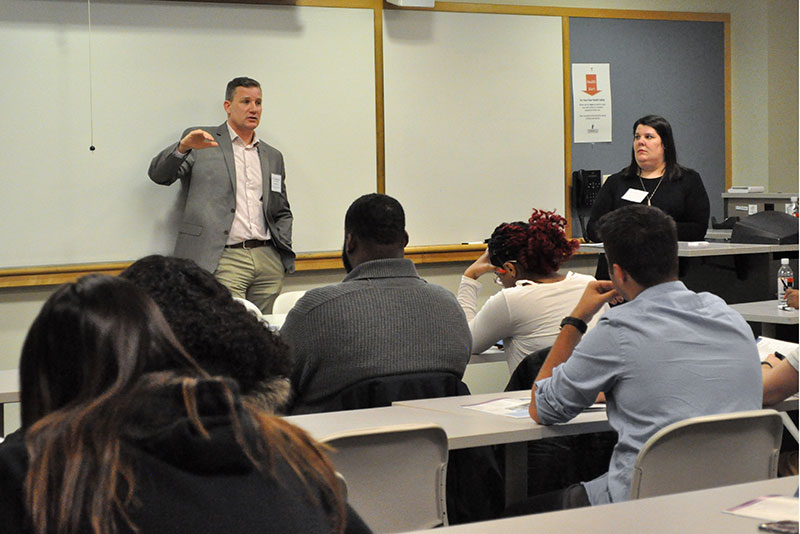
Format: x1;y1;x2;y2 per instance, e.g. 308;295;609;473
572;63;612;143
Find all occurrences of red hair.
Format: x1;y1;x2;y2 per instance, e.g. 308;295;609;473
488;209;578;275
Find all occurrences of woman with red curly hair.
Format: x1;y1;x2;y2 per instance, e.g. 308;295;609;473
458;209;607;373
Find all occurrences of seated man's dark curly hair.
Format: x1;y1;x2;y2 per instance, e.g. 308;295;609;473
121;255;292;412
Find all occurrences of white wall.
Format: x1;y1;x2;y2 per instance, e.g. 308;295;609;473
767;0;799;194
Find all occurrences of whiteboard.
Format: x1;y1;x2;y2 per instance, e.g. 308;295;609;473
0;1;376;268
383;11;565;246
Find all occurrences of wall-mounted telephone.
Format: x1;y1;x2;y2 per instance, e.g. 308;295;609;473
572;169;602;209
572;169;602;239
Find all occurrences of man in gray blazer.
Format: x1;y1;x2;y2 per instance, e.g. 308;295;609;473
149;77;294;313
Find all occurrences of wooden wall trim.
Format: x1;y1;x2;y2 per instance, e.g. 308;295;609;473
172;0;376;8
562;15;573;236
0;245;479;288
0;242;606;288
389;2;728;22
724;19;732;191
374;0;387;193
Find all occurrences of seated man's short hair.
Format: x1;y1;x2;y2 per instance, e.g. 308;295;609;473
345;193;406;245
598;204;678;287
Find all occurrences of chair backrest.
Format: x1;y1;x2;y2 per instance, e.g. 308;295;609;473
504;346;551;391
629;409;784;500
290;372;470;415
271;290;307;314
322;424;449;533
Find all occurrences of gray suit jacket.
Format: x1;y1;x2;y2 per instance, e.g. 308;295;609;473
148;122;295;274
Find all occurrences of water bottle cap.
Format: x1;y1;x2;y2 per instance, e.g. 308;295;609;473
781;258;790;264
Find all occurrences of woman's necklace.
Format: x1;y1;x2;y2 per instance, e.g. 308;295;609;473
638;173;665;206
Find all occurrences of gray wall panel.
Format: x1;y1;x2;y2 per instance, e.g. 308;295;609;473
570;18;725;237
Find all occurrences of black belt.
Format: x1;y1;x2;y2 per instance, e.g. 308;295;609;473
225;239;271;249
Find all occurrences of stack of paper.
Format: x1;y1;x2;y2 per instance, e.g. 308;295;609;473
757;337;799;362
725;495;799;522
728;186;766;193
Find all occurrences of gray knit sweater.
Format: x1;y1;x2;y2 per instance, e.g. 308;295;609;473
281;258;472;408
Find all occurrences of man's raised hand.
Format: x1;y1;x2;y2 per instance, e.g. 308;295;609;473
178;130;219;153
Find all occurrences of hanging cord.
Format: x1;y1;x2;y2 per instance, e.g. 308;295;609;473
88;0;95;151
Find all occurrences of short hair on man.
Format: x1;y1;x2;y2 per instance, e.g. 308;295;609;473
344;193;406;245
225;77;261;101
598;204;678;288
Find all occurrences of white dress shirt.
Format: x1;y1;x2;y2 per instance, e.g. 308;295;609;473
226;123;270;244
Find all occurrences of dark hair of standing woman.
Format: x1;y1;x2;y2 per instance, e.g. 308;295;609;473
621;114;686;182
487;209;579;276
19;274;345;534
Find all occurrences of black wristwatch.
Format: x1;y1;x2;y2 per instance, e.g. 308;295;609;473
560;316;588;334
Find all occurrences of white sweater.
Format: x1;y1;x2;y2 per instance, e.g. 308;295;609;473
457;271;606;373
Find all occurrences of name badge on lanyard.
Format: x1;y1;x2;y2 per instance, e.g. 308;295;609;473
621;188;648;203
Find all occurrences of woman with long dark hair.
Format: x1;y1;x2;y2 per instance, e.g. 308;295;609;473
0;274;369;534
585;115;710;243
458;209;607;373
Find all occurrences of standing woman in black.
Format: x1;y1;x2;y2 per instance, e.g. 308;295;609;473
585;115;710;278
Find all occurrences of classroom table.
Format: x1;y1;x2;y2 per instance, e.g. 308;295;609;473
392;391;799;506
467;347;506;365
403;476;799;534
286;399;608;451
729;300;799;337
286;393;611;505
392;391;609;505
580;242;798;258
581;242;799;305
676;242;798;307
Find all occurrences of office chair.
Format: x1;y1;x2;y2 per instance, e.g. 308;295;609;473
322;423;448;533
271;290;307;314
630;409;783;500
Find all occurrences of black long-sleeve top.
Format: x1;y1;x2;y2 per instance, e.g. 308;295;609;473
0;380;372;534
585;168;710;243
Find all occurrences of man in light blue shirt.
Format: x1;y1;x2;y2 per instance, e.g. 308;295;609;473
525;204;761;511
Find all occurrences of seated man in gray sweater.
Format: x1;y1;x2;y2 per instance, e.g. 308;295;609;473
281;193;473;413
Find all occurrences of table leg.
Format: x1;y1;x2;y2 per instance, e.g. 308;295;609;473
780;412;799;444
761;322;777;338
504;442;527;506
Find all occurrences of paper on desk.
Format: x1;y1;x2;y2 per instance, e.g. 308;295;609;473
724;495;799;522
461;398;605;419
757;337;799;362
462;398;531;418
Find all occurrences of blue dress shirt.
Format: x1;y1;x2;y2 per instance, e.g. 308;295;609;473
535;281;762;505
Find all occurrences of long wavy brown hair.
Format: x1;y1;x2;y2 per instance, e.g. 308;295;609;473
19;275;344;534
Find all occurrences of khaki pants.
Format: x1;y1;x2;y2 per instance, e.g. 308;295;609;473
214;243;284;314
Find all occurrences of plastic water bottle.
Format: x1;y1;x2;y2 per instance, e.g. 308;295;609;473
777;258;794;308
787;196;799;217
